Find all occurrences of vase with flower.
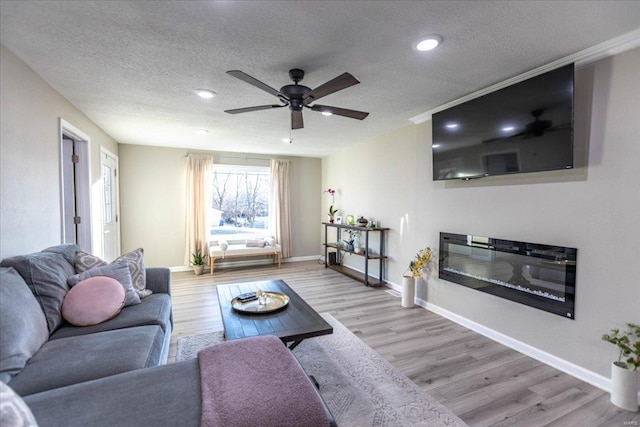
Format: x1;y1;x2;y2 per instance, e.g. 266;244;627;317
324;188;338;223
343;229;359;251
402;247;433;308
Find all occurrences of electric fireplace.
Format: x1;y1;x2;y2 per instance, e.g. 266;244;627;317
439;232;577;319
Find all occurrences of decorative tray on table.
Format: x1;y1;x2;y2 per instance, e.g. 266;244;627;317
231;291;290;314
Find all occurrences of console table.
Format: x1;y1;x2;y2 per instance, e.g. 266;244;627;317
322;222;388;287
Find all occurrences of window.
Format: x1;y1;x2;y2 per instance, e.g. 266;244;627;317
210;165;271;241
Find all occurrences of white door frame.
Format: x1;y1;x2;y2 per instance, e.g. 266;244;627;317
100;147;122;260
59;118;92;252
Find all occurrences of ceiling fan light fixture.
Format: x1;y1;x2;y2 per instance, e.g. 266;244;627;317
321;111;333;116
195;89;216;99
414;35;443;52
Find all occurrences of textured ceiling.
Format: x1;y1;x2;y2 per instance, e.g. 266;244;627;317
1;1;639;157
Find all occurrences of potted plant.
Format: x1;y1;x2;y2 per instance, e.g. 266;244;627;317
324;188;338;223
402;247;433;308
602;322;640;412
190;250;205;276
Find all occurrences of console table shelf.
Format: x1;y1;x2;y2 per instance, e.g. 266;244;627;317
322;222;389;287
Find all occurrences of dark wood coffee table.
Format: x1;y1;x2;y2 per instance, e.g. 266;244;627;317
216;279;333;349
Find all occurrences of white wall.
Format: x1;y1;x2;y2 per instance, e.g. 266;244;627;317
323;47;640;378
0;44;119;259
118;144;322;267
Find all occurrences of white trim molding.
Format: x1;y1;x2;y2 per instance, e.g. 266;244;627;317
409;28;640;124
169;254;321;272
411;296;640;402
385;281;640;401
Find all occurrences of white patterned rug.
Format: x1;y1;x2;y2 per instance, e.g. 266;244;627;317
176;313;467;427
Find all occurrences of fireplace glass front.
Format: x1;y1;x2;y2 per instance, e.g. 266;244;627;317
439;232;577;319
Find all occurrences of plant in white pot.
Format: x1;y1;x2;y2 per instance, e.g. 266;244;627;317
402;247;433;308
602;322;640;412
190;250;205;276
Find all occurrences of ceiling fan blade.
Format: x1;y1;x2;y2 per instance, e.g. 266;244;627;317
310;105;369;120
482;130;527;143
224;104;286;114
482;136;506;144
291;110;304;129
226;70;285;99
303;72;360;102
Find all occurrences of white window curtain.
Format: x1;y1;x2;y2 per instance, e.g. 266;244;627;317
269;159;292;258
185;155;214;266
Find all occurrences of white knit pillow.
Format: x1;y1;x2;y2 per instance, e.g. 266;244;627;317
0;381;38;426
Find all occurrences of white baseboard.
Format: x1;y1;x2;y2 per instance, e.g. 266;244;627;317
284;255;322;263
385;278;628;398
169;254;321;272
418;297;640;404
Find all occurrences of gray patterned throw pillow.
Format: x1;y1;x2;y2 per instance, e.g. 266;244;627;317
75;249;152;298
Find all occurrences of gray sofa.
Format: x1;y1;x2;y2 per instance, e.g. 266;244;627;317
1;244;335;427
0;244;173;398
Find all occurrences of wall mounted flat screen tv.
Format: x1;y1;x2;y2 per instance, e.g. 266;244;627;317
432;63;574;180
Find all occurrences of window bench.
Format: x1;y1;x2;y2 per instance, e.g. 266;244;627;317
209;239;282;276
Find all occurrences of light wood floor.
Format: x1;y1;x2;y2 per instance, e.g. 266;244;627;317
169;261;639;427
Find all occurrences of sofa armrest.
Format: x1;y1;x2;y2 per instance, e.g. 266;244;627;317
145;268;171;295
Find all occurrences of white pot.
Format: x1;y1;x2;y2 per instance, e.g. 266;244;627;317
401;276;415;308
193;265;205;276
610;362;639;412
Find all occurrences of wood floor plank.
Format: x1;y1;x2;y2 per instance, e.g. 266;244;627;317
168;261;637;426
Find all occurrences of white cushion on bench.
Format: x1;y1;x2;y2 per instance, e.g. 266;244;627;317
209;244;281;258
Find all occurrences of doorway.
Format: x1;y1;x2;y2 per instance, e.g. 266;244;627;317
60;119;92;252
101;148;121;262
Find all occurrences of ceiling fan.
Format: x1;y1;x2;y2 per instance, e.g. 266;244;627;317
482;109;570;143
224;68;369;130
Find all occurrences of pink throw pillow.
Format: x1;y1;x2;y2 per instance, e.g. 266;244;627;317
62;276;126;326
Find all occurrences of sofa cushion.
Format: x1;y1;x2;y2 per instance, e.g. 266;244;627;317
7;325;165;396
1;251;75;333
0;268;49;384
0;381;38;427
50;293;172;340
24;360;201;427
68;261;140;307
75;248;151;298
61;276;126;326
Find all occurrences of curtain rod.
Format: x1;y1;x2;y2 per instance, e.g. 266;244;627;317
184;153;270;161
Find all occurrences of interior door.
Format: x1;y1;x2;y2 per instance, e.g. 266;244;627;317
101;150;120;261
61;137;78;244
60;119;92;252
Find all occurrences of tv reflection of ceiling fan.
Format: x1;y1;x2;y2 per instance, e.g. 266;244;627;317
482;109;570;143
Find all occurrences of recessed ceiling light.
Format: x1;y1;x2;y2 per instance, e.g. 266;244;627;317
195;89;216;99
321;111;333;116
195;129;209;135
414;34;443;52
502;126;515;132
432;144;441;149
445;122;459;129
